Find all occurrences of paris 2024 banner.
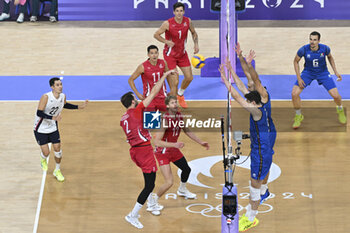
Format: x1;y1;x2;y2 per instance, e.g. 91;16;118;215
58;0;350;21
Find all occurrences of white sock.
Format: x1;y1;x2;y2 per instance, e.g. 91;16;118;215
55;163;60;170
131;202;143;217
245;204;251;217
40;152;47;160
296;109;301;115
337;105;343;110
248;209;258;222
260;184;268;195
179;182;186;190
177;88;185;96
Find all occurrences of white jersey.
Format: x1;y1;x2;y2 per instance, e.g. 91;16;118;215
34;91;65;134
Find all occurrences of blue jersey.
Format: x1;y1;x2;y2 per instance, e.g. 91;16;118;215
249;107;271;152
249;107;273;180
297;43;330;74
262;91;276;151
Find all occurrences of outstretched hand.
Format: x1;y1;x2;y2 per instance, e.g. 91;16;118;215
234;42;242;56
79;100;89;109
245;50;256;64
201;142;210;150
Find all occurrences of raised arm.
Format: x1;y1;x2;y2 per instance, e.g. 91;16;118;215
154;21;174;48
225;57;249;95
219;64;261;119
327;53;342;81
128;64;145;100
189;19;199;54
143;70;176;108
245;50;268;100
235;42;252;80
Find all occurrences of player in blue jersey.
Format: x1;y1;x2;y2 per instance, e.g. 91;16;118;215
226;45;276;204
219;58;274;232
292;31;346;129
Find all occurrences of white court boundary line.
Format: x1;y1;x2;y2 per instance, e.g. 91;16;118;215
33;144;51;233
1;99;350;102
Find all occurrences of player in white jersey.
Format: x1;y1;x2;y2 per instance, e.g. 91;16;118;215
34;77;88;181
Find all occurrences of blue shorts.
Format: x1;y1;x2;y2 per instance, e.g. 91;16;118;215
250;148;273;180
294;71;336;91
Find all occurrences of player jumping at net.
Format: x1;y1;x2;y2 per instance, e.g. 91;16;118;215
34;77;88;182
154;2;199;109
292;31;346;129
219;56;274;231
229;43;276;204
120;70;175;229
147;95;209;214
128;45;169;112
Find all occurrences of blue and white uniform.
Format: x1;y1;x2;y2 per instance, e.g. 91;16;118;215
294;43;336;91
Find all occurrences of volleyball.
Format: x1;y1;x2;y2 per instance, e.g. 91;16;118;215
191;54;206;69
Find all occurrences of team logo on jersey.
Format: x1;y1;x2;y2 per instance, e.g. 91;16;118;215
320;53;324;57
159;64;163;69
143;110;162;129
307;54;311;58
184;22;187;26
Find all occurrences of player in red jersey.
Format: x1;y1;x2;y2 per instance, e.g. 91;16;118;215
121;69;175;229
128;45;169;112
154;2;199;109
149;95;209;208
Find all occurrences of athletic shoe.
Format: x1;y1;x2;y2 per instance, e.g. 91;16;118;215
0;13;10;21
146;203;163;216
292;114;304;129
49;16;57;23
239;215;259;232
40;157;48;171
337;107;347;124
30;16;37;22
177;187;196;199
177;95;188;109
125;213;143;229
260;189;270;204
16;13;24;23
53;169;65;182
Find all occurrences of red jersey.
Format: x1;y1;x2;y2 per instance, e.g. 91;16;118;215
141;59;167;98
155;111;183;153
164;16;190;58
120;102;151;147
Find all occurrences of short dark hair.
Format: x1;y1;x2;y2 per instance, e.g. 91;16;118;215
121;92;135;108
244;91;262;105
49;77;60;87
147;45;158;53
173;2;185;11
165;95;177;105
310;31;321;40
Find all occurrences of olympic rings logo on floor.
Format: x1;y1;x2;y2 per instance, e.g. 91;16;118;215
185;203;273;218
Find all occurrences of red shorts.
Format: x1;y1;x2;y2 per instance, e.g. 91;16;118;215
155;148;184;166
163;51;191;70
130;145;157;173
145;97;167;112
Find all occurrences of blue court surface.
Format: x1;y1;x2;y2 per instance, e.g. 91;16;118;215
1;75;349;101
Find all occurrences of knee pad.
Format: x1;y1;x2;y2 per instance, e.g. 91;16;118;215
250;186;261;201
54;150;62;159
